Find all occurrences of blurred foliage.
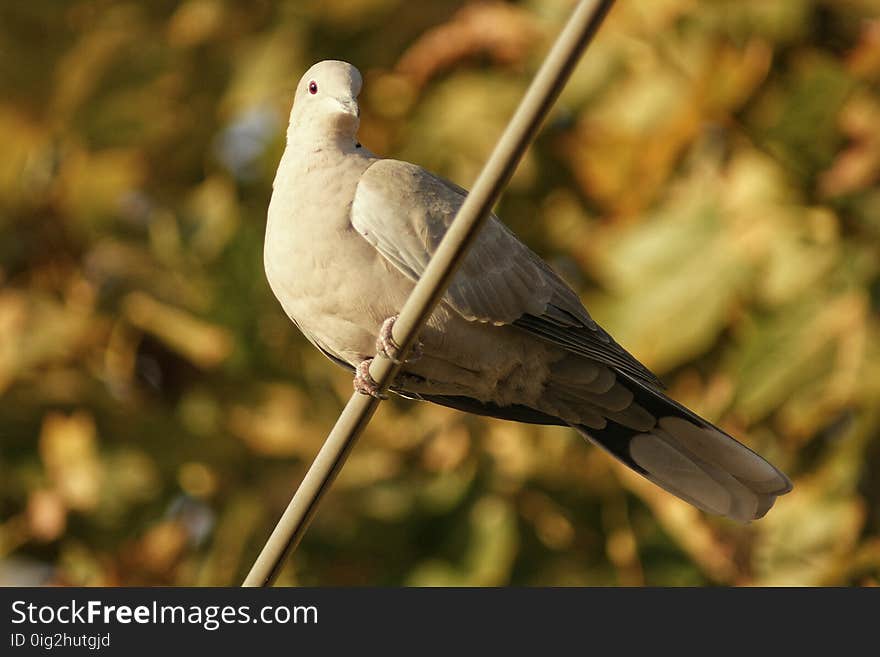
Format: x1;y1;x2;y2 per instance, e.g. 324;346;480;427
1;0;879;587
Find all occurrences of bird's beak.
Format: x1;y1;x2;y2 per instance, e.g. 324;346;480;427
336;97;360;118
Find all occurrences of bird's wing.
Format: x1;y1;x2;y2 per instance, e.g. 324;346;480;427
350;158;661;387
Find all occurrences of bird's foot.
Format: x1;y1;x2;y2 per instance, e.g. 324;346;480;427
376;314;423;364
353;359;388;399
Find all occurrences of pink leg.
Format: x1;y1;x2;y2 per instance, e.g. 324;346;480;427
353;359;388;399
376;314;423;365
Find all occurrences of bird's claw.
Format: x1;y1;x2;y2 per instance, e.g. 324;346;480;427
376;314;423;364
353;359;388;399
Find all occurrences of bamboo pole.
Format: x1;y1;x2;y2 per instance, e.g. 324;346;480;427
243;0;616;587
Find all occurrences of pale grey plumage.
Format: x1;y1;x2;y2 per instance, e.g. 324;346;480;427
265;60;792;523
351;159;661;386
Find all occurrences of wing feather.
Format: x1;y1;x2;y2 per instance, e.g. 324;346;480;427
351;158;661;387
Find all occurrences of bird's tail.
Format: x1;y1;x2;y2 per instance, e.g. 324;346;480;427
570;372;792;523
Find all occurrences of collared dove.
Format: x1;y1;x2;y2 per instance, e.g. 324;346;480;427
264;60;792;523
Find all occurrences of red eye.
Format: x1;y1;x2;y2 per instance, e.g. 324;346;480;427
308;81;318;95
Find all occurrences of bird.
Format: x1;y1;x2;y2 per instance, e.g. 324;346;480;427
264;60;792;523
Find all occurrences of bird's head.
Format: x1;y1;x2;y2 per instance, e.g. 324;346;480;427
288;60;362;145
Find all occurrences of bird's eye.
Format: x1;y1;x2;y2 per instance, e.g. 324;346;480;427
308;81;318;95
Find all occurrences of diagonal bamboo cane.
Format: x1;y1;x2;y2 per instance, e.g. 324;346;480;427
243;0;616;587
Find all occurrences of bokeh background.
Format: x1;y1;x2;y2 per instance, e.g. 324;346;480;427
2;0;879;586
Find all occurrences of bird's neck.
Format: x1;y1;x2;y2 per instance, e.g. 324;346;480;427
286;119;361;155
274;130;372;192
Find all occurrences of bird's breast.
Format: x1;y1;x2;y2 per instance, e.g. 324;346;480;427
264;152;413;365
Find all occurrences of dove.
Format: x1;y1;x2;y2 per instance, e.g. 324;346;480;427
264;60;792;523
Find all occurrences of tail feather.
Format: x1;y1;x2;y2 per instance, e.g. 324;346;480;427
406;367;792;522
572;372;792;523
